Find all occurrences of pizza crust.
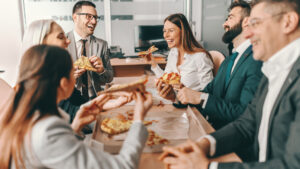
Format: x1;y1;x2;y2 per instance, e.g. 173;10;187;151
99;76;148;94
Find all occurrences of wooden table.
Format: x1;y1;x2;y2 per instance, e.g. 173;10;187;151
92;76;241;168
91;106;241;169
110;58;166;77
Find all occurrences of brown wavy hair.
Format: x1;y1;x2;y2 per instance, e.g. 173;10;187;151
164;13;212;60
0;45;73;169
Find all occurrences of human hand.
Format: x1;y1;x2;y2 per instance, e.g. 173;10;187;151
71;95;110;133
133;91;153;121
74;66;86;79
100;91;134;110
90;55;104;73
161;140;210;169
156;79;176;102
177;87;202;104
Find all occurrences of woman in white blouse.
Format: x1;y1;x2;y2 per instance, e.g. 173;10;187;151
149;13;214;93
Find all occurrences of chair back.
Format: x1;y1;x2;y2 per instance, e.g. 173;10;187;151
0;78;14;111
209;50;225;76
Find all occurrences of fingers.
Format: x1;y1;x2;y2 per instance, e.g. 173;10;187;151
162;146;183;158
186;140;201;153
163;157;178;166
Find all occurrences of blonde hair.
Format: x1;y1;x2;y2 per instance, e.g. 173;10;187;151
21;19;54;54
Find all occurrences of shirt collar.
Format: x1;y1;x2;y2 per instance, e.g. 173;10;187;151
233;39;251;54
73;30;90;43
262;38;300;78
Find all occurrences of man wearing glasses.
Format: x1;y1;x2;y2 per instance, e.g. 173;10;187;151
161;0;300;169
67;1;113;101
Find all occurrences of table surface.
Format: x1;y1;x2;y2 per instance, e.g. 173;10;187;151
110;58;166;66
92;76;241;168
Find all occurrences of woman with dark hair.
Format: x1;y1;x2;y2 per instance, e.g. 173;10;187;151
149;13;213;100
0;45;152;169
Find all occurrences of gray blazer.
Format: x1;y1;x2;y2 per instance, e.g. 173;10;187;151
12;115;148;169
210;55;300;169
67;31;113;93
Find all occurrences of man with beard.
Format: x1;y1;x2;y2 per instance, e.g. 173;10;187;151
176;1;263;130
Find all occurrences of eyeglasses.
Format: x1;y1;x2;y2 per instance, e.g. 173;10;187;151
76;13;100;22
248;12;286;29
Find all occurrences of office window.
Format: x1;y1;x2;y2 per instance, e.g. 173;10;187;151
109;0;186;55
21;0;188;54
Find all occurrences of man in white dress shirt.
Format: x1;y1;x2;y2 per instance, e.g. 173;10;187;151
162;0;300;169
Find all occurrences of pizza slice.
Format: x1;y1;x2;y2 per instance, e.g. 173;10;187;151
74;56;97;72
159;72;181;85
99;76;148;94
146;129;169;146
100;117;154;135
138;45;159;61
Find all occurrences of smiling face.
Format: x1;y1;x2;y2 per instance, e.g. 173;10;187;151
245;2;287;61
163;20;182;49
222;6;244;43
73;5;97;37
43;22;70;49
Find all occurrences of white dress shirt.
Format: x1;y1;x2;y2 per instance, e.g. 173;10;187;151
201;39;251;108
151;48;214;91
73;30;95;97
258;38;300;162
203;38;300;169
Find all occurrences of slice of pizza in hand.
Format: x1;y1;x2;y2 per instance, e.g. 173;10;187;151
99;76;148;94
138;45;159;61
159;72;181;85
74;56;97;72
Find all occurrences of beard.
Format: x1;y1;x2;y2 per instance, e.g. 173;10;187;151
222;20;243;44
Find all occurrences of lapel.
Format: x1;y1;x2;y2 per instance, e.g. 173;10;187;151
67;31;78;61
267;55;300;142
225;45;252;89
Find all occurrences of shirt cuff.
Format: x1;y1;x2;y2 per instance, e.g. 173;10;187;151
209;162;219;169
200;93;209;108
197;135;216;157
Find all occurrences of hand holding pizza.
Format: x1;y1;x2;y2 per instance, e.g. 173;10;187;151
71;92;134;133
89;55;104;73
133;91;153;121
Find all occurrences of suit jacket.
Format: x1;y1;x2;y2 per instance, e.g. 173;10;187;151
12;115;148;169
199;46;263;129
211;55;300;169
67;31;113;94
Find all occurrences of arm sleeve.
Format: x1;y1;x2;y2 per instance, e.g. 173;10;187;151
92;42;113;84
31;117;148;169
189;53;214;91
212;79;300;169
201;60;262;122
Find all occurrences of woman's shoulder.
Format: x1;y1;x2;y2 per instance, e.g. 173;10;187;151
31;115;72;147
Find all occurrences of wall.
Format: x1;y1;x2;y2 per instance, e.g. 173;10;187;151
0;1;23;86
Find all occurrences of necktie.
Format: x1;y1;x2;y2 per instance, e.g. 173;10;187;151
80;39;89;100
225;51;239;86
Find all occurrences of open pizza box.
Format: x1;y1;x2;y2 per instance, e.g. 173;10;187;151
91;105;211;154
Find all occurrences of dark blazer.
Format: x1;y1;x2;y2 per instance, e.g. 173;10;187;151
199;45;263;129
211;55;300;169
67;31;113;94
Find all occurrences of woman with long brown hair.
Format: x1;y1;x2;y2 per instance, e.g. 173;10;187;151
0;45;152;169
149;13;214;93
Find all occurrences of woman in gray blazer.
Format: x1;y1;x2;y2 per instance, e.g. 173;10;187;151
0;45;152;169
